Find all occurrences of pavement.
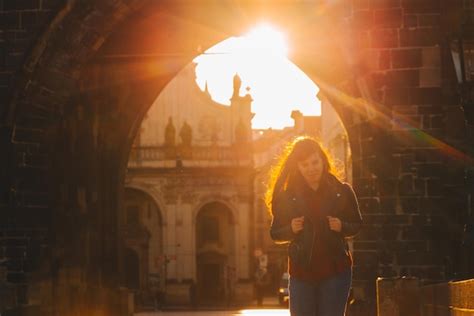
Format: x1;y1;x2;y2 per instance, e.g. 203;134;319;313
135;296;289;315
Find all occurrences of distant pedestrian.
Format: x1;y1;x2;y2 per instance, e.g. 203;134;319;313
255;267;269;306
267;136;363;316
189;279;197;309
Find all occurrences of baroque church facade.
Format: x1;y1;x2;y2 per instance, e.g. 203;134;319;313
122;63;349;305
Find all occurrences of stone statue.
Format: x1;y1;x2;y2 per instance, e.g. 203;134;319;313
164;116;175;146
232;73;242;99
179;120;192;146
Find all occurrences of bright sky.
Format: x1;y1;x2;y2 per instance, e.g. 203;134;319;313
193;24;321;129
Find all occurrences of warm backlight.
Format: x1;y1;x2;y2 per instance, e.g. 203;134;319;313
194;23;320;129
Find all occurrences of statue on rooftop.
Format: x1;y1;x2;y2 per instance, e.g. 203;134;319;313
164;116;176;147
180;120;192;146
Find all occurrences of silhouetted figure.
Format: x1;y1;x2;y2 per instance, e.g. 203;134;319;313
165;117;176;146
189;280;197;309
180;120;192;146
232;73;242;99
255;268;269;306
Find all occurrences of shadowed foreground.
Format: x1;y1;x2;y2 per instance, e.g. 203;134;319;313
136;309;289;316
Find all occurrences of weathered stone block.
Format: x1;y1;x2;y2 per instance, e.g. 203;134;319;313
384;87;411;105
376;277;420;316
361;139;377;156
5;247;26;258
358;30;371;50
392;105;418;115
403;14;417;27
381;225;400;240
426;179;442;196
0;12;20;29
385;69;419;87
399;154;414;172
371;72;387;89
379;49;391;69
417;163;442;178
354;177;378;196
418;14;440;27
5;259;24;272
422;47;441;67
42;0;64;10
354;251;379;265
21;11;54;29
6;272;26;283
5;52;24;69
400;197;420;213
401;0;440;14
380;197;397;213
414;149;442;163
374;9;402;28
378;266;398;277
379;179;397;196
377;249;395;265
358;225;382;240
359;197;381;213
410;87;442;105
430;115;445;128
354;241;378;251
420;197;444;214
419;68;441;87
402;226;425;240
399;175;418;195
392;113;422;129
400;28;440;47
3;0;40;11
391;48;421;68
352;10;374;29
353;0;370;10
370;0;401;9
371;28;399;48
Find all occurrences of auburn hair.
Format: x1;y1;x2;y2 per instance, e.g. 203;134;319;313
265;136;339;211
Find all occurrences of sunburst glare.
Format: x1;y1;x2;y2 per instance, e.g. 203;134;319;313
193;23;320;129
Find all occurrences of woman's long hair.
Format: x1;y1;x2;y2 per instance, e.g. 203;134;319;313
265;136;337;211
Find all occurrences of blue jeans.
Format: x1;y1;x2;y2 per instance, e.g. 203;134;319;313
289;269;352;316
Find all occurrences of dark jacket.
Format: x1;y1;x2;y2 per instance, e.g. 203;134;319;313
270;174;363;268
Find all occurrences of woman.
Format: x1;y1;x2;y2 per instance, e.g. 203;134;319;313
267;136;362;316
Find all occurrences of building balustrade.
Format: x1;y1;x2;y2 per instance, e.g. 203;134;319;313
128;145;252;167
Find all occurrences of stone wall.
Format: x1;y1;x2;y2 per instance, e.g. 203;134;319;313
421;279;474;316
343;2;473;312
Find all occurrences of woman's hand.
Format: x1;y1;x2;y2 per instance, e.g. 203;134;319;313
291;216;305;234
327;216;342;232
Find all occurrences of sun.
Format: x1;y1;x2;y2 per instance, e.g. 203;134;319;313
239;23;289;58
193;23;320;129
